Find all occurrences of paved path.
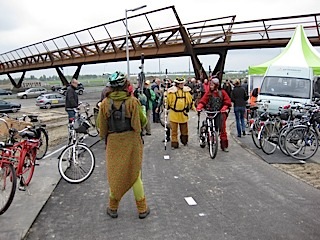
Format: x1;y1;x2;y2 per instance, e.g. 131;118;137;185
1;112;320;240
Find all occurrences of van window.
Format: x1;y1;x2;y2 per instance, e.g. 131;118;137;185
260;76;310;99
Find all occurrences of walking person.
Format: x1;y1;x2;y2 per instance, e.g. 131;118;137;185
151;78;162;123
65;78;79;120
98;71;150;219
167;77;194;149
196;78;232;152
231;79;248;137
142;80;156;135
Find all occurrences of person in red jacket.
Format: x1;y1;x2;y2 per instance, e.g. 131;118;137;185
196;78;232;152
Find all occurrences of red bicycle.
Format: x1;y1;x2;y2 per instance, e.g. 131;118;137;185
0;119;40;214
0;143;17;215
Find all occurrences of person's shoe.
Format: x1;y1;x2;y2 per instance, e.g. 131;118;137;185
242;131;246;136
106;207;118;218
237;135;241;138
146;133;151;136
222;148;229;152
139;207;150;219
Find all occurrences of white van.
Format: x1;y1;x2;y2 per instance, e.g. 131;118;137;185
257;65;319;113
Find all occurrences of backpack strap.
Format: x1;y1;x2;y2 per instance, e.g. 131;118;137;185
120;100;126;124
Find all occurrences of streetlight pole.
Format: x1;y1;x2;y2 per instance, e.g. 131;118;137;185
125;5;147;81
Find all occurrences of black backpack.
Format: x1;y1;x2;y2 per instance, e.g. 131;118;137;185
206;90;223;111
108;99;132;133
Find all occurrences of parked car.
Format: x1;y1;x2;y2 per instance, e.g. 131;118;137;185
36;93;66;109
58;83;84;95
17;87;48;99
0;99;21;113
0;89;12;95
51;85;63;92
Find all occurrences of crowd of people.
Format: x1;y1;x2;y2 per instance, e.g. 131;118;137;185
64;72;251;220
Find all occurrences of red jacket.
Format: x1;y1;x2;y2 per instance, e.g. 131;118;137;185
196;89;232;112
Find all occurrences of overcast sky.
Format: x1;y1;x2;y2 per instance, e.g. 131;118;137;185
0;0;319;79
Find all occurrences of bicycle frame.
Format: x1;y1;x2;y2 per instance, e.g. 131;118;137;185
199;110;220;159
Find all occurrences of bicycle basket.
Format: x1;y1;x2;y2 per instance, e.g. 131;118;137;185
259;113;268;121
74;117;90;134
279;110;290;120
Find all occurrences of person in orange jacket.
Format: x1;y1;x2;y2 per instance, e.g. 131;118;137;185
196;78;232;152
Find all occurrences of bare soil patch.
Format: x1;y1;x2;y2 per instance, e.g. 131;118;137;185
273;163;320;190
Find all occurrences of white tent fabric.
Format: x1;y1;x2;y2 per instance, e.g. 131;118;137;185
248;25;320;75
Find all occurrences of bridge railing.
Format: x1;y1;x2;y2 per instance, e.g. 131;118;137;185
1;7;320;74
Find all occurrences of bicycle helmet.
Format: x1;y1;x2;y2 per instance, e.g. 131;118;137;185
174;77;185;84
109;71;127;87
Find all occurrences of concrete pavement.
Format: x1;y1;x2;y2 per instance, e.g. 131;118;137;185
1;111;320;240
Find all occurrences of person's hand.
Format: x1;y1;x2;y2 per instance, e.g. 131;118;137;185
155;107;159;113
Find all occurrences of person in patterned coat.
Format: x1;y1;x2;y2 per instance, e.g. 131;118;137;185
167;77;194;149
98;71;150;219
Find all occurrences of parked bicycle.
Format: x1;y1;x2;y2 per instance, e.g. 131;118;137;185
58;106;95;183
0;136;17;215
0;118;41;214
197;110;220;159
284;105;320;160
0;113;48;160
67;102;99;145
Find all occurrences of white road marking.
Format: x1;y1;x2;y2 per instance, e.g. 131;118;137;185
184;197;197;206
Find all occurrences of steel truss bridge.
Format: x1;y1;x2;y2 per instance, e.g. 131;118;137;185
0;6;320;87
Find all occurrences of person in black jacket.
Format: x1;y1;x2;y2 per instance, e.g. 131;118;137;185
65;78;79;121
231;79;248;137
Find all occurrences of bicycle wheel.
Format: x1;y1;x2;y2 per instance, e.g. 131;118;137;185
285;126;319;160
278;125;290;156
21;149;36;186
0;163;17;215
208;130;218;159
87;117;99;137
259;122;278;155
36;128;49;160
251;120;261;149
58;144;95;183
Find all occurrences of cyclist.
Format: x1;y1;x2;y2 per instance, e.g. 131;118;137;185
196;78;232;152
98;71;150;219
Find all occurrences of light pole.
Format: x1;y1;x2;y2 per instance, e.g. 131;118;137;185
125;5;147;80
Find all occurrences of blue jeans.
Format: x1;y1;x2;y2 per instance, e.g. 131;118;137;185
234;106;246;136
66;110;76;123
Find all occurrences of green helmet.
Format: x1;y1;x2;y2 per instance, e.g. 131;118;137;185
109;71;127;87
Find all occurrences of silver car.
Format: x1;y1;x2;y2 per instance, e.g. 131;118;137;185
17;87;48;99
36;93;66;109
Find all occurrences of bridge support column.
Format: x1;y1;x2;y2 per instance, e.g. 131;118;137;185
7;71;26;89
212;49;228;85
55;65;82;86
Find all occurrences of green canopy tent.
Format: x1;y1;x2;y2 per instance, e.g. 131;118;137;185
248;25;320;90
